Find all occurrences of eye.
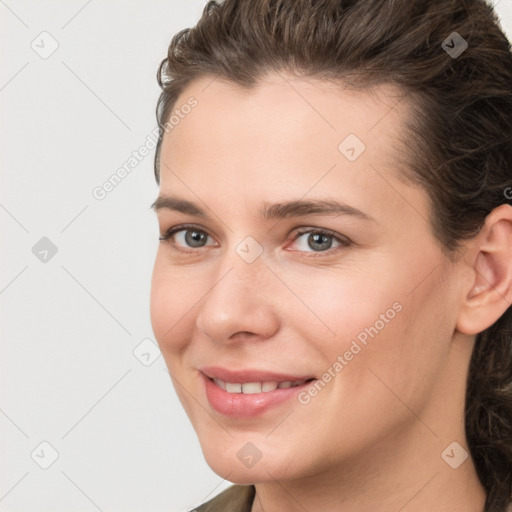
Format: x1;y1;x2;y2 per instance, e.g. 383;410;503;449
159;224;216;252
287;227;351;256
159;224;351;256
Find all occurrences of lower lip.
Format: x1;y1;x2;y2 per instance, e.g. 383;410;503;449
202;373;315;419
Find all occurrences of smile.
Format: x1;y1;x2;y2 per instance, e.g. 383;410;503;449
201;372;317;418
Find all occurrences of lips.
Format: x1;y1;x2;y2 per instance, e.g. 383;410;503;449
199;366;318;418
200;366;316;383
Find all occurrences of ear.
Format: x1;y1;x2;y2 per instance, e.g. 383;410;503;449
456;203;512;335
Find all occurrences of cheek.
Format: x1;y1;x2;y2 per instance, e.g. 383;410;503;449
303;259;443;380
149;256;194;355
288;266;404;348
349;271;454;417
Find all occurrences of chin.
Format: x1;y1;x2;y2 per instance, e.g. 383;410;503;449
203;444;299;485
204;457;259;483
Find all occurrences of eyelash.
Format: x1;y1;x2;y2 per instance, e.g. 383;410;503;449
158;223;352;257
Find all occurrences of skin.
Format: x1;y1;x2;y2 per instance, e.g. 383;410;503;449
150;72;512;511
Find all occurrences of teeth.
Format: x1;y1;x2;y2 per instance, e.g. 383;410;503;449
225;382;242;393
262;381;279;392
213;378;226;390
242;382;261;394
213;378;308;393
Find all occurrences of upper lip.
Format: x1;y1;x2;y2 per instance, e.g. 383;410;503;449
200;366;316;383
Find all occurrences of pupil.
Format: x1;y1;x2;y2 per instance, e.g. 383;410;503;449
186;230;205;247
310;233;331;251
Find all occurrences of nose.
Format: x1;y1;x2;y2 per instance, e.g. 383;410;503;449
195;248;280;344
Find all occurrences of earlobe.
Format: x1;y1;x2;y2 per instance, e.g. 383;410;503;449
456;204;512;335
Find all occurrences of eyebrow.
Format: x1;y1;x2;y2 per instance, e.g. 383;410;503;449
151;195;374;222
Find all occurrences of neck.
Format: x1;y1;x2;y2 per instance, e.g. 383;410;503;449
250;428;486;512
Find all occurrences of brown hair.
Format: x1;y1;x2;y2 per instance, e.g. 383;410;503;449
153;1;512;510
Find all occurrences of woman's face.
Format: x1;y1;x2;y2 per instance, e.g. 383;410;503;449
150;73;469;483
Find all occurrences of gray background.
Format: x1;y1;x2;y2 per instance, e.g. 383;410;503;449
1;1;511;511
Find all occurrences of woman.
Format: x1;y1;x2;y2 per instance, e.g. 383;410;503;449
149;1;512;511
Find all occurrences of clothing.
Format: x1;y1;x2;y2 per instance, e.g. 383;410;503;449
194;484;255;512
193;484;512;512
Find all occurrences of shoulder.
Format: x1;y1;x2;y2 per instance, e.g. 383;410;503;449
193;484;256;512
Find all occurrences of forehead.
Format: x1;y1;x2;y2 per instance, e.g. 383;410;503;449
162;71;412;175
157;72;428;230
